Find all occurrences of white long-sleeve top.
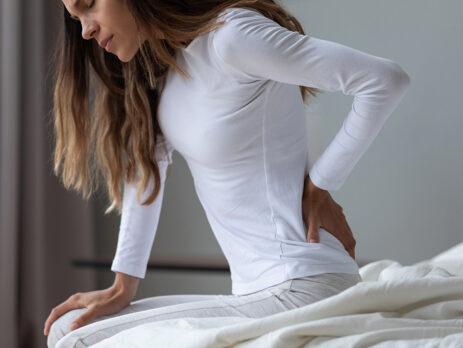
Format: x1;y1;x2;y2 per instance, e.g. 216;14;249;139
111;7;410;295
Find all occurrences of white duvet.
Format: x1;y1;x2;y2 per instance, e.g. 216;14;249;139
93;243;463;347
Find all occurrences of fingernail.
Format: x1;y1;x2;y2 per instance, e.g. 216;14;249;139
70;323;77;330
309;239;317;243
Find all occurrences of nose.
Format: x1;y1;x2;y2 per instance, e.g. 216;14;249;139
81;19;98;40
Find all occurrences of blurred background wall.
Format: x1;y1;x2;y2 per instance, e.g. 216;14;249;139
0;1;97;347
0;1;461;347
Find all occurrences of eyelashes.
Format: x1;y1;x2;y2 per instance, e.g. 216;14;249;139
69;0;95;21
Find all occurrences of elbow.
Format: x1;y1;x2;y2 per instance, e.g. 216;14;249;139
384;61;411;94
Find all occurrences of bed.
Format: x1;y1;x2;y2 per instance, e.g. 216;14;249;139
86;242;463;347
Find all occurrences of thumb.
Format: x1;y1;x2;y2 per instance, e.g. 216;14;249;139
306;218;320;243
69;305;101;331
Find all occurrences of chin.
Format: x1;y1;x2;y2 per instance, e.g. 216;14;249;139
117;48;138;63
117;55;131;63
114;53;131;63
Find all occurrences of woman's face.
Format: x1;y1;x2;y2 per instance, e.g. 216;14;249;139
62;0;144;62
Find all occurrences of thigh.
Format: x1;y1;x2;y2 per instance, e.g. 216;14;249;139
47;293;218;348
293;272;362;296
55;283;296;348
53;274;361;347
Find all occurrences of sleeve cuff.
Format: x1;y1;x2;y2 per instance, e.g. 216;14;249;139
308;166;343;191
111;258;147;279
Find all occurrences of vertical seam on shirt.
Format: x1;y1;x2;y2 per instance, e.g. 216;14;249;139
261;85;274;234
261;83;286;277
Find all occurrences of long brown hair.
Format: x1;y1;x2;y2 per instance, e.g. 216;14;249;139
51;0;321;215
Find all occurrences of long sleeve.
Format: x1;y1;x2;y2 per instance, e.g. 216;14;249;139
110;135;174;279
212;8;411;191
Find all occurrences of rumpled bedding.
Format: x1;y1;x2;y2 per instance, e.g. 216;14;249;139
92;243;463;347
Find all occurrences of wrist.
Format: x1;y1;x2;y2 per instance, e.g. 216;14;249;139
112;272;140;296
309;181;324;192
304;176;326;195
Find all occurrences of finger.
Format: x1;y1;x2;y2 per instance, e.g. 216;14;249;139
320;222;349;248
347;246;356;260
44;295;83;336
44;299;79;335
332;219;356;252
345;234;357;252
346;241;355;260
306;219;320;243
339;235;356;256
336;230;354;250
69;305;102;331
344;221;355;238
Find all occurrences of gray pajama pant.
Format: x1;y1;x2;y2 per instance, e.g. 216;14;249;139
48;272;362;347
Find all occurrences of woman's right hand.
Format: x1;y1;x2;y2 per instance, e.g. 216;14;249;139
43;272;140;336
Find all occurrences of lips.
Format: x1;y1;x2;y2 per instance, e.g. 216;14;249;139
99;35;113;49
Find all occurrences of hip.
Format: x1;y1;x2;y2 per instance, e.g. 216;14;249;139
248;272;362;309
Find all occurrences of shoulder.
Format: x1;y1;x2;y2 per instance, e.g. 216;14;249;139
216;6;266;24
211;7;282;72
213;7;277;50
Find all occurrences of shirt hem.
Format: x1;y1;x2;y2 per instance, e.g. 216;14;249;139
231;261;359;295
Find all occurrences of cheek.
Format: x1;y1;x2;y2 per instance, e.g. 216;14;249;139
129;28;145;50
116;23;141;48
119;33;140;55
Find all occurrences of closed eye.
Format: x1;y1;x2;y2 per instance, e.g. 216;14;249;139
69;0;95;21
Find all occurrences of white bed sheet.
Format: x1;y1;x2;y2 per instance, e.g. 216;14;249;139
92;243;463;347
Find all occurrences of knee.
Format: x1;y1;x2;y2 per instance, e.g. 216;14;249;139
47;308;85;348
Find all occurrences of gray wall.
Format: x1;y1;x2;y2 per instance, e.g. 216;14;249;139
95;0;463;299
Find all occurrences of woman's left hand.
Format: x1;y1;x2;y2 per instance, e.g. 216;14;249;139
302;176;357;260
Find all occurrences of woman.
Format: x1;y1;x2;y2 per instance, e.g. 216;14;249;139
44;0;410;346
